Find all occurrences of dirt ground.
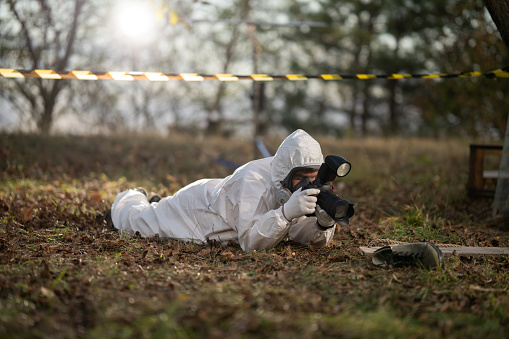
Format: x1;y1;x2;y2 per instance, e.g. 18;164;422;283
1;133;508;338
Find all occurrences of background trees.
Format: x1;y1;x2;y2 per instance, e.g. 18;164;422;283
0;0;508;138
2;0;88;135
265;0;509;138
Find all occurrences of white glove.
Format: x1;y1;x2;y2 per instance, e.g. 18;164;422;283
283;188;320;221
315;205;335;228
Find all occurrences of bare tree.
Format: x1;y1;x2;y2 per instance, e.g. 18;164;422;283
203;0;252;136
4;0;85;135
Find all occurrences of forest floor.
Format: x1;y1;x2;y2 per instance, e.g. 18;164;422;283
1;132;508;338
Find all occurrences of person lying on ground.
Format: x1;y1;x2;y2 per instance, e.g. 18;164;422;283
108;129;338;251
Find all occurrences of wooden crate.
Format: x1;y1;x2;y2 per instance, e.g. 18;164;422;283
467;144;503;198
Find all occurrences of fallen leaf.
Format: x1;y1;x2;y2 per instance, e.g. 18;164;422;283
197;248;211;256
40;286;55;298
90;193;102;203
22;204;36;223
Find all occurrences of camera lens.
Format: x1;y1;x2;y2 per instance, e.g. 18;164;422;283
317;191;354;225
333;205;349;219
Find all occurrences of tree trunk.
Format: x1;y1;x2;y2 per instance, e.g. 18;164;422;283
206;0;251;136
483;0;509;52
361;85;370;136
39;104;54;136
38;80;62;135
348;88;358;135
387;80;398;136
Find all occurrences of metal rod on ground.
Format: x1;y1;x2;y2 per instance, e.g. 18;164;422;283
255;138;272;158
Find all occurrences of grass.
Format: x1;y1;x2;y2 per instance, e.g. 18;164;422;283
0;132;508;338
379;204;464;244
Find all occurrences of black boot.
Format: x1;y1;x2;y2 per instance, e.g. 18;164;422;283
372;242;444;269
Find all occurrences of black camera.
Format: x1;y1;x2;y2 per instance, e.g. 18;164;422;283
294;155;354;226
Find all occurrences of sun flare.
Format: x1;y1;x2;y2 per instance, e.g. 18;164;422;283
113;1;156;41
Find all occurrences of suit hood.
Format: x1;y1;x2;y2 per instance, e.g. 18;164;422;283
271;129;324;190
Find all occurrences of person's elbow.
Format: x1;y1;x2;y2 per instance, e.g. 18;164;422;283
239;235;281;252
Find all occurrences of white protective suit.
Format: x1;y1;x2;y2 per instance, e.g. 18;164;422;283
111;129;336;251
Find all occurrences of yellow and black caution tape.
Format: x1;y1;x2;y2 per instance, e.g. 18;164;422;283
0;67;508;81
